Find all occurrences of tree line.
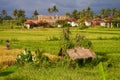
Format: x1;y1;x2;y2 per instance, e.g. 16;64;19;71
0;6;120;23
65;7;120;19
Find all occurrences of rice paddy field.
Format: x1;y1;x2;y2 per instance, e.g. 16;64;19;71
0;27;120;80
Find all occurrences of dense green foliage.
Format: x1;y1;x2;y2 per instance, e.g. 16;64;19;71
16;48;33;65
0;27;120;80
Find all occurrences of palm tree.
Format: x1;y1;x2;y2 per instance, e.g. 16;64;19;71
12;9;18;19
33;10;39;19
72;9;79;19
1;9;7;18
86;7;92;18
17;9;25;18
65;12;71;17
48;5;58;16
48;8;53;15
100;8;105;18
80;9;86;18
52;5;58;13
116;9;120;17
111;8;116;18
105;8;111;17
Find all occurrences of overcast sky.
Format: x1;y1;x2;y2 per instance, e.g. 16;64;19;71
0;0;120;17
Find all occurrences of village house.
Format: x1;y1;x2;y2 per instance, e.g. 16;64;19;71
24;20;38;29
84;17;120;28
24;15;69;28
38;15;69;24
84;20;91;26
67;18;78;27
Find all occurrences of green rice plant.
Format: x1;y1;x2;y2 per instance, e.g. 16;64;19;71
79;25;88;30
0;39;4;44
98;62;106;80
10;38;19;42
110;36;120;40
97;37;105;40
62;27;71;41
47;36;59;41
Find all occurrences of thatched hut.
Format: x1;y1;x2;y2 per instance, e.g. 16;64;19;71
67;47;96;60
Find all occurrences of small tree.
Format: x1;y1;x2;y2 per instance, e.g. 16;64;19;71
75;34;92;48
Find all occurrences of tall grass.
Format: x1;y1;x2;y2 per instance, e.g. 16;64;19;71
99;62;106;80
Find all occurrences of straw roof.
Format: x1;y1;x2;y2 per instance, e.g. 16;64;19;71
67;47;96;60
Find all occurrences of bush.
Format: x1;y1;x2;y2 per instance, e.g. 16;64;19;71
75;34;92;48
34;49;44;64
63;41;75;49
16;48;33;65
78;39;92;48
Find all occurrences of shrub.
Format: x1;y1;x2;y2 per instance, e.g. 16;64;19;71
75;34;92;48
56;20;70;27
63;41;75;49
16;48;33;65
78;39;92;48
34;49;44;64
62;27;71;41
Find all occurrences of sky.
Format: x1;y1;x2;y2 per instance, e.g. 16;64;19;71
0;0;120;17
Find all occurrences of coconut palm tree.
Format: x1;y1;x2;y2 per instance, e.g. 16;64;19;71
33;10;39;19
48;5;58;16
86;7;92;18
80;9;86;18
1;9;7;18
72;9;79;19
48;8;53;15
111;8;117;18
65;12;71;17
17;9;25;18
100;8;105;18
12;9;18;19
105;8;111;17
52;5;59;13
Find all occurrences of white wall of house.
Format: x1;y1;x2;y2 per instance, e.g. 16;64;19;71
85;21;91;26
68;22;78;27
100;22;106;27
57;24;62;28
26;24;30;29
